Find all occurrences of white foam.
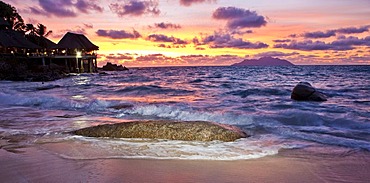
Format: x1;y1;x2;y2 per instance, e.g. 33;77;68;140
0;127;26;135
118;105;253;125
0;92;112;112
42;134;289;160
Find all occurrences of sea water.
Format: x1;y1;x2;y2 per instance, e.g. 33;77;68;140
0;66;369;160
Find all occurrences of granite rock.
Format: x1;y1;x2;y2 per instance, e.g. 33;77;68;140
72;120;248;142
291;82;327;101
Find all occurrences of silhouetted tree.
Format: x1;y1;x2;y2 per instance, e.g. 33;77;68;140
36;24;52;38
26;23;53;48
0;1;25;31
25;23;36;35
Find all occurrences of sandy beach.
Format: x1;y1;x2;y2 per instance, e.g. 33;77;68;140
1;141;369;183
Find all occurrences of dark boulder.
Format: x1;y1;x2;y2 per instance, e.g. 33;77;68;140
72;120;248;142
291;82;327;101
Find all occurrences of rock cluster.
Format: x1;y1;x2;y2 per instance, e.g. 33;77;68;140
72;120;248;142
291;82;327;101
101;62;129;71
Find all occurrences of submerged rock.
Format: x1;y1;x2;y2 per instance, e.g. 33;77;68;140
35;84;61;90
55;114;84;118
291;82;327;101
108;104;134;110
72;120;248;142
98;71;109;75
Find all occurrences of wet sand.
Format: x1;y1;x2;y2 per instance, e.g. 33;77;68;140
1;142;369;183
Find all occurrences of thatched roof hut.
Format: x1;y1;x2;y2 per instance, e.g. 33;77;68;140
0;30;41;49
55;32;99;51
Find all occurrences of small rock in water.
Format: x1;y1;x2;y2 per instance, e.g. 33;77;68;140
108;104;134;110
291;82;327;101
55;114;84;118
72;120;248;142
99;72;109;75
35;84;61;91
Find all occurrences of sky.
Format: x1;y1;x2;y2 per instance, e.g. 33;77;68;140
5;0;370;66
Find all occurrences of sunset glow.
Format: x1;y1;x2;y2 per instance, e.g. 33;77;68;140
6;0;370;66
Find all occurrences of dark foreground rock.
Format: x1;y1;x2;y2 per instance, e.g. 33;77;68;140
101;62;129;71
0;58;67;81
72;120;248;142
291;82;327;101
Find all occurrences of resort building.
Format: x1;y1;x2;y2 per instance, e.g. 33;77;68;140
53;32;99;73
0;17;40;55
0;27;99;73
0;30;41;55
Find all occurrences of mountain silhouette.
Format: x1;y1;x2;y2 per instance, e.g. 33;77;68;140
232;56;294;66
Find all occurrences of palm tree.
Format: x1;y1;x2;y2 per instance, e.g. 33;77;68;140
25;23;38;47
26;23;36;35
25;23;53;48
36;24;52;48
36;24;52;38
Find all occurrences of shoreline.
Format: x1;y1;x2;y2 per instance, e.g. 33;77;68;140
1;142;369;183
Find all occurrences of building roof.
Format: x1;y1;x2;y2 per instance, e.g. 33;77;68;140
25;34;57;49
55;32;99;51
0;30;41;49
43;36;57;49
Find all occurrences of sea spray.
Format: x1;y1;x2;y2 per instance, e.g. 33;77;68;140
117;104;254;125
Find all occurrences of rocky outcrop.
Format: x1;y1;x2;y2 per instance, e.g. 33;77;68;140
291;82;327;101
72;120;248;142
0;58;67;81
101;62;129;71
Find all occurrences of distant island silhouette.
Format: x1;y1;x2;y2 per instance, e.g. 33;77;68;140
232;56;294;66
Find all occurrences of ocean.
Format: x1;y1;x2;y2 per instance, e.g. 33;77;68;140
0;65;369;160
